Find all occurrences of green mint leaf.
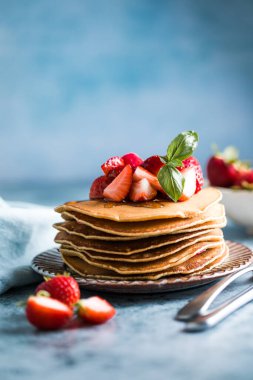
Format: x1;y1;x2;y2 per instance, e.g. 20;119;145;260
166;131;199;163
170;158;183;167
157;165;185;202
159;155;168;164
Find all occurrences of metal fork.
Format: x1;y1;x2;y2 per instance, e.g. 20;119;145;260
176;266;253;331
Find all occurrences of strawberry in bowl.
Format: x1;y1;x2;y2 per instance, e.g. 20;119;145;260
90;131;204;203
207;146;253;233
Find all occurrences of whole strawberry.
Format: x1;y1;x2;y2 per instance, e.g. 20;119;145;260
35;275;80;307
207;156;238;187
206;146;251;188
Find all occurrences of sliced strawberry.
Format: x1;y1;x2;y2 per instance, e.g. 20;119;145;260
133;166;163;192
129;178;157;202
179;167;197;202
78;296;116;324
142;155;165;176
178;156;204;194
101;156;125;176
26;296;73;330
35;276;80;308
89;176;113;199
103;164;132;202
121;152;143;170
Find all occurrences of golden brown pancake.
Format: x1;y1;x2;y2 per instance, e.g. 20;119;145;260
61;244;228;280
60;240;223;274
194;248;229;274
59;203;225;237
55;187;222;222
54;219;225;241
55;229;223;257
59;204;225;237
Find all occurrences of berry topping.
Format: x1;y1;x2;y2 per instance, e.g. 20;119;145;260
89;131;201;203
133;166;163;192
121;152;143;170
129;178;157;202
142;155;165;176
178;156;204;193
101;156;125;176
103;164;133;202
178;167;197;201
89;176;113;199
78;296;116;324
26;296;73;330
35;275;80;307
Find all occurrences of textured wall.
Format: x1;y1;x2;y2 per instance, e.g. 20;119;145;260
1;0;253;181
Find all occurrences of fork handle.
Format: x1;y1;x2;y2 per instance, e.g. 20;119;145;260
185;285;253;331
176;265;253;321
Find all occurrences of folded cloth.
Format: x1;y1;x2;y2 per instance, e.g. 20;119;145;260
0;198;60;294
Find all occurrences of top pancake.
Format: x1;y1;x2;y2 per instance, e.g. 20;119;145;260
55;187;221;222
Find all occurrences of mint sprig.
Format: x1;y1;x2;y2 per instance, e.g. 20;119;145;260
157;131;199;202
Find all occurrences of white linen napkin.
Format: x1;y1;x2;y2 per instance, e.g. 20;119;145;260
0;198;60;294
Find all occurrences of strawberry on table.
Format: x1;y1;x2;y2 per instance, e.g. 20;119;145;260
78;296;116;324
101;156;125;177
26;296;73;330
35;275;80;307
129;178;157;202
89;176;113;199
103;164;133;202
121;152;143;170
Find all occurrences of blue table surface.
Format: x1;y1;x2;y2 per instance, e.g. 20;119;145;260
0;183;253;380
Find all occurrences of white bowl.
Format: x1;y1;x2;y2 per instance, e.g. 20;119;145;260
218;187;253;234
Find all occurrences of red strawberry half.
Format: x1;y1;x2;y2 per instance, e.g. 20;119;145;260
89;176;113;199
26;296;73;330
178;167;197;201
78;296;116;324
103;164;133;202
101;156;125;177
133;166;163;192
129;178;157;202
121;152;143;170
178;156;204;193
35;276;80;308
142;155;165;176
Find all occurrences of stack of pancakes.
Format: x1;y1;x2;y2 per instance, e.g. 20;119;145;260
54;187;228;281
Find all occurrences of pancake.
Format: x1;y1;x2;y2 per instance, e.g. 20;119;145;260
60;240;223;274
73;234;223;263
55;187;222;222
55;229;223;257
59;203;225;237
61;244;228;280
54;219;225;241
194;248;229;274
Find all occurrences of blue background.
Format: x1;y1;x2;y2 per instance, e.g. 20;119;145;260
1;0;253;202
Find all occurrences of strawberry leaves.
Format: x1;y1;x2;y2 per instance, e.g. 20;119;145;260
158;131;199;202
